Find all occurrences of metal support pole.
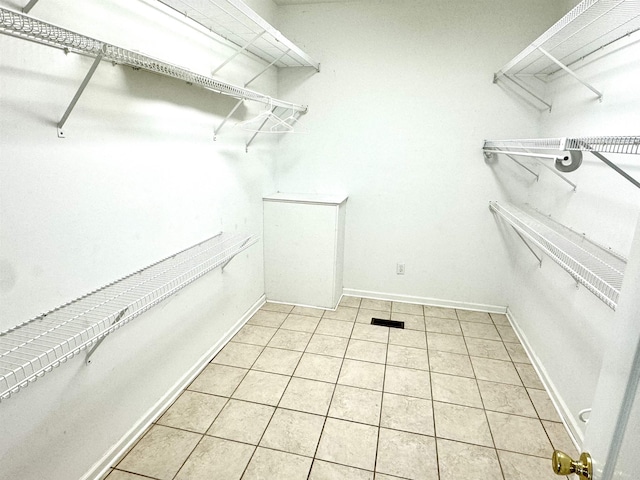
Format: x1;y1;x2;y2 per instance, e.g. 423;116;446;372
537;47;603;100
512;227;543;267
22;0;39;13
245;106;278;152
211;31;265;76
57;51;104;138
501;74;552;111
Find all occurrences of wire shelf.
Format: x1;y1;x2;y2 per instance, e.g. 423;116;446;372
495;0;640;79
0;232;258;402
490;201;626;310
0;7;307;112
484;136;640;155
157;0;319;70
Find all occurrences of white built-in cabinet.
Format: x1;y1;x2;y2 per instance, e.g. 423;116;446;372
263;193;347;309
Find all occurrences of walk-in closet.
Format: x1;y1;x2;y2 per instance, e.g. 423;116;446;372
1;0;640;479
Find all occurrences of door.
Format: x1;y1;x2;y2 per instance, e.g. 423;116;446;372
578;215;640;480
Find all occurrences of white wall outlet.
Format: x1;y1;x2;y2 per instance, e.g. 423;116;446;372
396;263;405;275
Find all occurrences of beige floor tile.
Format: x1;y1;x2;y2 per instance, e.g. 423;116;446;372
456;310;493;324
428;350;474;378
316;418;378;471
267;329;312;351
542;420;579;458
478;380;537;417
460;322;501;341
505;342;531;363
329;384;382;425
387;344;429;371
438;439;502;480
174;436;254;480
188;364;248;397
338;359;385;391
252;347;303;376
424;317;462;335
323;306;358;322
351;323;390;343
291;305;326;317
389;329;427;349
233;324;278;346
105;471;149;480
315;318;354;338
433;402;493;447
280;314;321;333
360;298;392;312
390;313;426;331
498;450;566;480
248;310;288;328
384;365;431;399
231;370;290;406
212;342;264;369
279;377;335;415
496;324;520;343
305;334;349;357
309;460;373;480
117;425;201;480
528;389;561;421
260;408;325;457
157;391;227;433
381;392;434;436
356;308;391;323
243;447;312;480
376;428;438;479
431;373;482;408
346;339;388;364
261;303;294;314
424;305;457;319
427;332;468;355
471;357;522;386
207;399;274;444
375;474;408;480
294;353;343;383
515;363;545;389
486;411;553;457
392;302;424;315
465;337;510;361
339;296;362;308
490;312;510;325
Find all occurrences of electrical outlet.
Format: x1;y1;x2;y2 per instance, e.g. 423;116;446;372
396;263;405;275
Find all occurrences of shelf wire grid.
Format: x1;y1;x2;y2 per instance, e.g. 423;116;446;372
156;0;320;70
490;201;626;310
496;0;640;79
484;136;640;155
0;7;307;112
0;232;258;401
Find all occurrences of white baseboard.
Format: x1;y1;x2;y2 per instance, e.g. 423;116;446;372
83;294;266;480
343;288;507;314
505;307;583;449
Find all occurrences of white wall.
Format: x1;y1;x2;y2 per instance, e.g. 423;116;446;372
274;0;564;310
0;0;288;478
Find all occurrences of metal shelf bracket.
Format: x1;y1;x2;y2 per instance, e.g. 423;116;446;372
22;0;39;13
57;50;105;138
498;74;552;111
512;227;543;267
537;47;603;101
211;31;265;76
221;237;252;271
85;307;127;365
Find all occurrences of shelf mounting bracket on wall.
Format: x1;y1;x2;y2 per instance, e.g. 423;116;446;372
85;307;128;365
497;74;552;111
536;47;603;101
211;31;266;76
57;50;105;138
220;237;252;271
512;227;543;267
484;149;539;180
22;0;39;13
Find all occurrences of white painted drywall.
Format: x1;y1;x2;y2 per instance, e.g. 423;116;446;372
273;0;564;309
0;0;286;478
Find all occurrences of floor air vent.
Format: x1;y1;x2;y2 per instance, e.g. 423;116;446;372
371;318;404;329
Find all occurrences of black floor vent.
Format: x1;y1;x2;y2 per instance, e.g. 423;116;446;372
371;318;404;329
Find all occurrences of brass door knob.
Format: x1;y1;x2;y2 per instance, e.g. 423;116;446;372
552;450;592;479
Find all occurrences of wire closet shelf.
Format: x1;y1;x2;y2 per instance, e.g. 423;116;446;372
494;0;640;80
489;201;626;310
0;232;258;402
484;136;640;155
0;7;307;112
156;0;320;70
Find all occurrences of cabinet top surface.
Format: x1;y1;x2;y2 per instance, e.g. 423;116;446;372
264;192;348;205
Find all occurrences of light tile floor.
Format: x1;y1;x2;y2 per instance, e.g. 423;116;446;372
105;298;577;480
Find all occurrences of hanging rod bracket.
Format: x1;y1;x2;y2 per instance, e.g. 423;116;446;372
57;50;105;138
85;307;128;365
536;47;603;101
